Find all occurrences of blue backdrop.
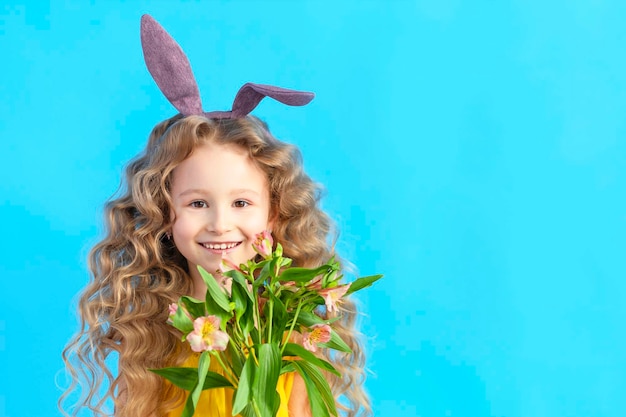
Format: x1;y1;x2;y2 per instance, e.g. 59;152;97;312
1;1;626;416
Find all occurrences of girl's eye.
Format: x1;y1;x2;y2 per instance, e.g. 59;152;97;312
233;200;250;208
190;200;208;208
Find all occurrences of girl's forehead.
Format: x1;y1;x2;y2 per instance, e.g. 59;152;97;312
171;142;268;191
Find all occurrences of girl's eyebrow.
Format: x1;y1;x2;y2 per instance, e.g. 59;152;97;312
230;189;261;196
176;188;207;198
176;188;261;198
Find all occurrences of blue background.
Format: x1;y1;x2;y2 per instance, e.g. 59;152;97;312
2;1;626;416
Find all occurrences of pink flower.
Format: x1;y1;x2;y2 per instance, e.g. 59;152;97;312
306;276;323;291
280;280;299;292
168;303;178;316
167;303;193;324
252;230;273;259
302;324;332;353
167;303;178;324
216;274;233;297
220;257;242;274
186;316;229;352
318;284;350;313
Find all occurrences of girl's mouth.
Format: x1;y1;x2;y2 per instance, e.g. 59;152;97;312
200;241;241;252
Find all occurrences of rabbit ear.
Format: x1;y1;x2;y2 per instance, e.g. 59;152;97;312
230;83;315;118
140;15;203;116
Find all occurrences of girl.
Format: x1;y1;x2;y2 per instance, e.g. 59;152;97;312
61;15;369;417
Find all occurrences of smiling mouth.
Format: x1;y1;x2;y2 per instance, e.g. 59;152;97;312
201;242;241;250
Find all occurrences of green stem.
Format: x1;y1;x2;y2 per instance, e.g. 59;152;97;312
212;352;238;388
252;285;262;347
251;397;263;417
281;298;303;355
267;298;274;343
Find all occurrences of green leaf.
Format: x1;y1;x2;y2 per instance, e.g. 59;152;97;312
240;304;255;337
149;367;197;390
204;298;233;330
290;361;332;417
280;361;296;374
269;257;280;280
309;295;326;306
198;266;233;313
295;310;340;327
267;292;288;345
194;352;211;399
232;354;256;415
226;342;244;376
224;270;254;301
224;269;255;302
228;277;254;337
181;352;211;417
320;330;352;354
278;264;335;283
249;328;261;345
181;389;197;417
297;360;338;416
321;268;340;288
345;274;383;296
149;366;232;391
253;343;282;417
275;243;283;257
171;305;194;334
231;282;248;323
254;262;272;288
282;343;340;377
201;371;232;390
239;404;257;417
295;311;325;326
179;296;207;318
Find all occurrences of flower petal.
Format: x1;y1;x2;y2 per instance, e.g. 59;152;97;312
302;323;332;352
186;316;230;352
187;331;207;352
319;285;350;313
252;230;273;258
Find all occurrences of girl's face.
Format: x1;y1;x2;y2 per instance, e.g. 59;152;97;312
170;142;272;289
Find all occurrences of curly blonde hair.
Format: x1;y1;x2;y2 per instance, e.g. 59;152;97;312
60;115;370;417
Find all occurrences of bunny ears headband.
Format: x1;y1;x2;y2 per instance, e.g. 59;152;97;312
140;14;314;119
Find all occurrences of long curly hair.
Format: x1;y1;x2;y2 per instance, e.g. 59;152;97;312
60;115;370;417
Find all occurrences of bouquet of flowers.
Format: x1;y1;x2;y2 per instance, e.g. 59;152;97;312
151;231;382;417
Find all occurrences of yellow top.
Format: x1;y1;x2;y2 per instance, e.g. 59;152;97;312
165;352;295;417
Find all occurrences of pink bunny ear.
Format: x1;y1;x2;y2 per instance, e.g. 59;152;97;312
140;14;203;116
139;15;315;119
230;83;315;118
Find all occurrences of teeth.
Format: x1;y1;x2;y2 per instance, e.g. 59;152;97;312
203;242;238;250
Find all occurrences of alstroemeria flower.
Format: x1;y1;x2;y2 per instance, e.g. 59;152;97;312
167;303;193;325
186;316;229;352
252;230;273;259
167;303;178;324
302;324;332;353
220;257;242;274
318;284;350;313
306;276;323;291
215;274;233;297
280;280;299;293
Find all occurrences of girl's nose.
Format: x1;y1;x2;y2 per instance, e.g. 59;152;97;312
207;207;232;235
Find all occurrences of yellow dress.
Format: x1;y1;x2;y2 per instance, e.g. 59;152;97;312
165;352;295;417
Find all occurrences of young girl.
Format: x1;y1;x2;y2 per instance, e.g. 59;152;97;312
61;15;369;417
